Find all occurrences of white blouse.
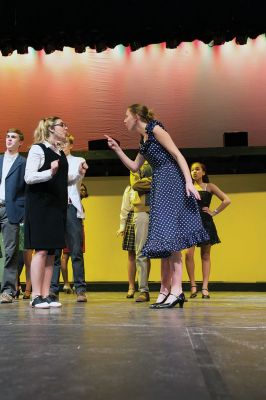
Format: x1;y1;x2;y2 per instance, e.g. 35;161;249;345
24;141;56;184
25;141;84;187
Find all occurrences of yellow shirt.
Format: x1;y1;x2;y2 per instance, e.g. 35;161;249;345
130;162;152;213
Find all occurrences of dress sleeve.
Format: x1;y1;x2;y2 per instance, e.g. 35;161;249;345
145;120;165;136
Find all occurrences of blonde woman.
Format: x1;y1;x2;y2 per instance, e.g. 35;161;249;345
24;117;69;309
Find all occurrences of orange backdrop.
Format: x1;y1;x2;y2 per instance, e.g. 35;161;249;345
1;36;266;152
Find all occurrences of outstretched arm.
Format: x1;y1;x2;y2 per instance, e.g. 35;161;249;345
152;126;200;199
104;135;145;172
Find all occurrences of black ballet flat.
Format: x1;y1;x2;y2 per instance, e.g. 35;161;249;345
202;288;210;299
190;285;198;298
126;288;135;299
155;292;185;309
149;292;170;309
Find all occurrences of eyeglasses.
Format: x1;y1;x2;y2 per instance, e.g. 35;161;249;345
53;122;67;128
6;134;18;139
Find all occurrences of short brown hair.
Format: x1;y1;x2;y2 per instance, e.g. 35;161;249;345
7;128;24;141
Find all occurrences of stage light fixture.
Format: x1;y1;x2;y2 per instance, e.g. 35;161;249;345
235;35;248;45
95;41;107;53
166;39;179;49
208;36;226;47
130;41;142;51
75;44;86;53
55;43;64;51
1;45;13;56
17;44;29;55
44;43;56;54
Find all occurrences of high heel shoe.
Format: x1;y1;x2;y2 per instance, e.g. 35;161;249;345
190;285;198;298
126;288;135;298
202;288;210;299
154;293;185;309
149;292;169;308
15;288;21;299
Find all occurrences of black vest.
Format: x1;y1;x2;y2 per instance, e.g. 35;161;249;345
24;143;68;250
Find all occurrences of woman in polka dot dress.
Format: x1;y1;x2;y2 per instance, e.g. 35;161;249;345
105;104;209;309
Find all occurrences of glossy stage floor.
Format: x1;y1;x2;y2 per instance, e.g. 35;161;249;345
0;291;265;400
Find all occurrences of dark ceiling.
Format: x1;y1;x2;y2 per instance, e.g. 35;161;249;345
0;1;266;55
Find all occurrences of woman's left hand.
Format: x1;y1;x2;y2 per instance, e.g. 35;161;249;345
186;182;201;200
202;207;212;215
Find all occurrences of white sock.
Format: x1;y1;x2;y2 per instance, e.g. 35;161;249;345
156;292;169;303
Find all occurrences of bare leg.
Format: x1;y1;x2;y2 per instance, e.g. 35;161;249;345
166;251;183;304
41;255;55;297
30;250;47;298
62;253;73;293
155;258;171;303
147;258;151;279
24;249;32;294
185;246;197;295
161;257;172;291
16;251;24;297
61;253;70;287
127;250;136;289
126;250;136;298
201;245;211;297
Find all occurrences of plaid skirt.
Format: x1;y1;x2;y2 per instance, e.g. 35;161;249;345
122;211;135;251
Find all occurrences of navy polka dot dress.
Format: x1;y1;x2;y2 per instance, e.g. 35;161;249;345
140;120;209;258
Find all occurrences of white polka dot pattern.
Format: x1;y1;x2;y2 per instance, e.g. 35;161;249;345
139;120;209;258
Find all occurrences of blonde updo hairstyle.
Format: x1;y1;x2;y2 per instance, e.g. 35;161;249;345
33;116;61;143
128;104;155;123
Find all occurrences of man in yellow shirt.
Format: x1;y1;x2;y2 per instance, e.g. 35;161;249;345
130;161;152;302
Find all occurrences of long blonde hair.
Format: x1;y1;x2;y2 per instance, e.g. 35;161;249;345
33;116;61;143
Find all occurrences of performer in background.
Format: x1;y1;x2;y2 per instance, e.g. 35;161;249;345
185;162;231;299
117;162;152;302
49;134;88;303
0;128;26;304
117;183;136;298
61;182;88;294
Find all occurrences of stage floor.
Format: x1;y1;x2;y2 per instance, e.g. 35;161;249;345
0;292;265;400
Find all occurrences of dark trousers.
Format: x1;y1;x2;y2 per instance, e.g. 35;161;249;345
50;204;86;295
0;207;19;296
